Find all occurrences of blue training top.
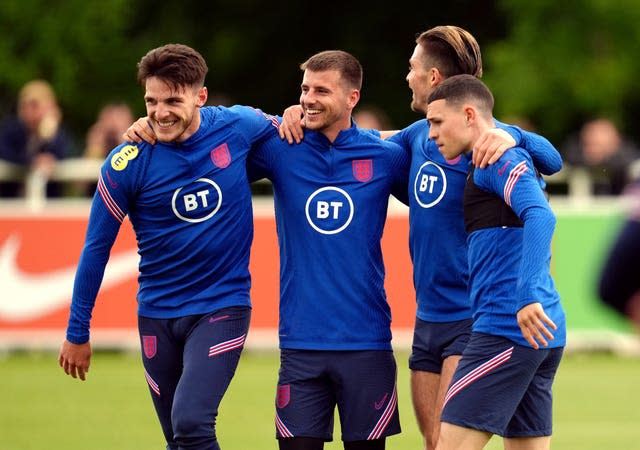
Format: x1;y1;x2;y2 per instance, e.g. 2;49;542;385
248;123;410;351
388;119;563;323
465;147;566;348
65;105;279;344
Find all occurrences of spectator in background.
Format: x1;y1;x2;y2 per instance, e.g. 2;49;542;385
563;118;640;195
84;102;134;159
598;184;640;329
80;102;134;196
0;79;73;197
353;104;392;130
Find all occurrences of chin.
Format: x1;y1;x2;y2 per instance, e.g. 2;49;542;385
305;121;321;131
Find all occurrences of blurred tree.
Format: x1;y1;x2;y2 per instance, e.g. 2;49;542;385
26;0;638;151
484;0;640;145
0;0;144;153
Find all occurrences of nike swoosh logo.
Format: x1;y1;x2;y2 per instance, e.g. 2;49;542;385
0;234;139;321
497;161;510;176
374;392;389;410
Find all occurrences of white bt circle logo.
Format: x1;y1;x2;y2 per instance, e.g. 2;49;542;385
305;186;354;234
413;161;447;208
172;178;222;223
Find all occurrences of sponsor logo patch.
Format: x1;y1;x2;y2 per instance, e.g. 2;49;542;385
171;178;223;223
352;159;373;182
210;143;231;169
142;335;157;359
111;145;139;171
305;186;354;235
413;161;448;208
276;384;291;408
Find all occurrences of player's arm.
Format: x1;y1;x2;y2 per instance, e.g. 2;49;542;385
507;159;558;349
387;142;410;205
247;136;279;183
477;151;558;348
123;117;156;144
236;105;281;143
59;160;132;380
279;104;305;144
475;120;563;176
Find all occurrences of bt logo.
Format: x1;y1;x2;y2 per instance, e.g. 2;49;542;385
305;186;354;234
413;161;447;208
171;178;222;223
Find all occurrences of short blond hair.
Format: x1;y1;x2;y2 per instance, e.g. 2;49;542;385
18;80;57;105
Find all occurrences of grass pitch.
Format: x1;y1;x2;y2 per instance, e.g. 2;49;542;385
1;350;639;449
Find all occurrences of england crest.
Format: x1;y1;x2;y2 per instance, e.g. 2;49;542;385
352;159;372;182
142;335;157;359
210;143;231;169
276;384;291;408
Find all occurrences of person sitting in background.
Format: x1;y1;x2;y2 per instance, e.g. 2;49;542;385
0;79;73;197
563;118;640;195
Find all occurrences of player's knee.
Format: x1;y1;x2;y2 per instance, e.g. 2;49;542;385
173;435;219;450
172;410;218;448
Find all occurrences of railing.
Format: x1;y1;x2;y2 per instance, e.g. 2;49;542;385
0;158;103;210
1;158;637;212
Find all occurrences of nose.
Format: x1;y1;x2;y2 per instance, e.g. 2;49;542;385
154;102;170;119
428;126;437;141
301;90;317;106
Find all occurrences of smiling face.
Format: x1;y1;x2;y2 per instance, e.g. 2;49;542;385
299;69;359;142
143;76;207;143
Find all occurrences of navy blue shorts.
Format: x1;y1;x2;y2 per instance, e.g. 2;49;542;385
275;349;401;442
408;318;472;373
441;333;564;437
138;306;250;449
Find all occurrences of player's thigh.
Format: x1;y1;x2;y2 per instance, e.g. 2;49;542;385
276;350;335;441
333;351;400;442
503;347;563;438
410;369;439;420
138;316;184;400
173;307;250;428
409;318;471;373
442;334;556;436
138;316;185;443
438;354;462;399
503;436;551;450
437;422;491;450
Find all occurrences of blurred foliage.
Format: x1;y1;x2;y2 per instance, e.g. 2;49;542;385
485;0;640;144
0;0;142;149
0;0;637;152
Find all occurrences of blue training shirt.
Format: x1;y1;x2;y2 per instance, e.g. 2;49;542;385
466;147;566;348
388;119;562;323
248;124;410;351
66;105;279;344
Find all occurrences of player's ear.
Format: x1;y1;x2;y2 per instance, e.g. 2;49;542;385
347;89;360;110
463;105;476;126
430;67;443;88
196;86;208;107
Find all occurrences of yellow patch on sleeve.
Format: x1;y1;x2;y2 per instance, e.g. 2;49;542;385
111;145;139;171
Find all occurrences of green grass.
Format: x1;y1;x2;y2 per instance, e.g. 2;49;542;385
1;351;640;449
